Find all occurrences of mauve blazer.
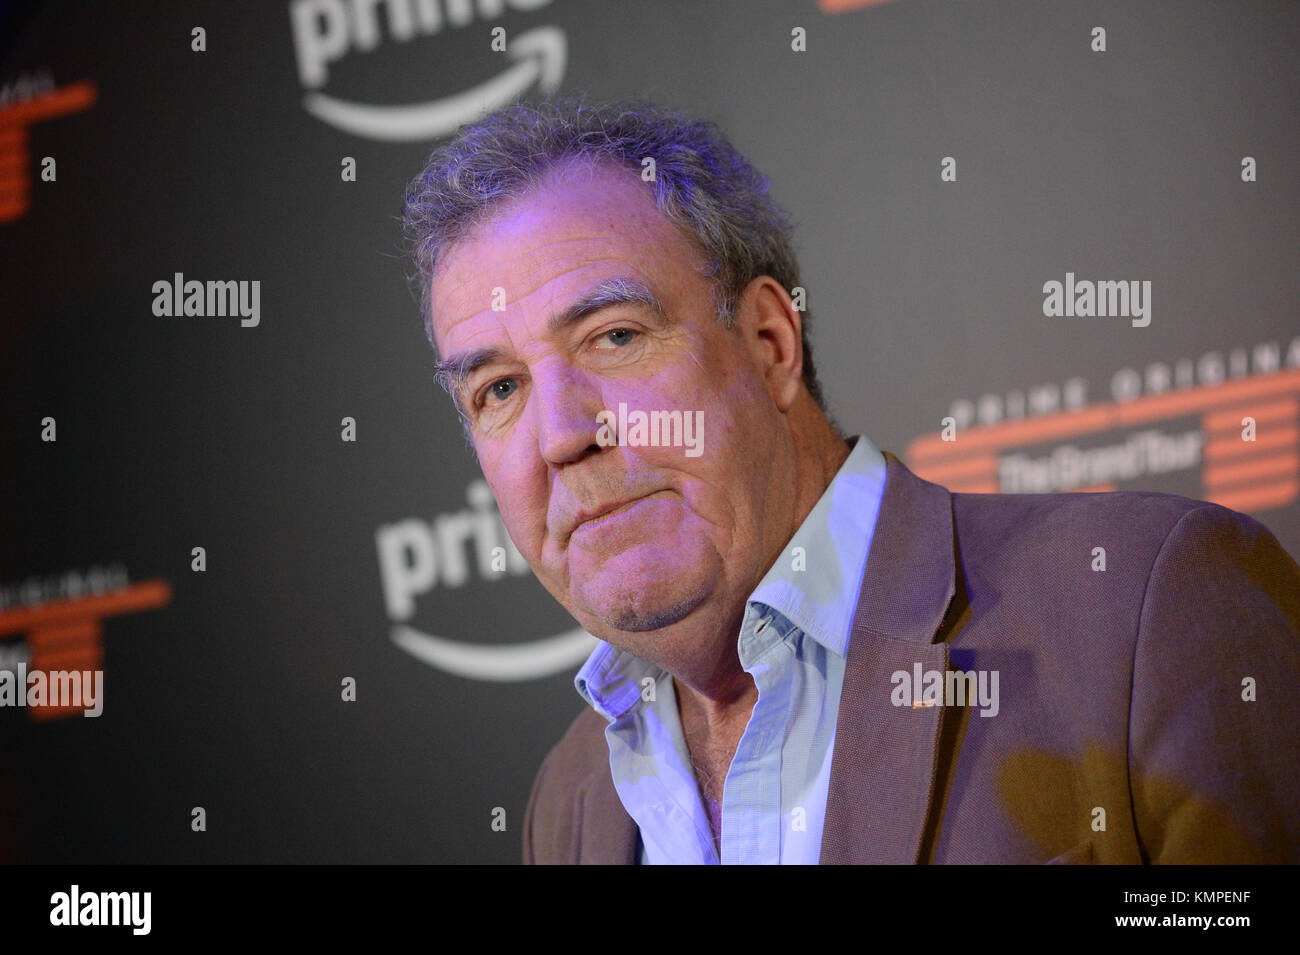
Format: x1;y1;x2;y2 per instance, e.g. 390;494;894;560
523;451;1300;864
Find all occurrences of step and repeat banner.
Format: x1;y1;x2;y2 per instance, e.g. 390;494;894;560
2;0;1296;863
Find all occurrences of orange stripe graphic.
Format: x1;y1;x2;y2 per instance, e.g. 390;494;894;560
1203;453;1300;489
0;82;97;126
909;370;1300;462
1208;480;1299;514
905;369;1300;510
1203;398;1297;434
0;81;97;224
0;580;171;636
818;0;901;10
1;580;170;721
1204;426;1299;461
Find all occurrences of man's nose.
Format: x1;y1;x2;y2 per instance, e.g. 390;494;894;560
530;362;605;466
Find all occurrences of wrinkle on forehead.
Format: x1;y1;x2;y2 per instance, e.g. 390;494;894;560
430;164;710;350
435;233;614;299
435;253;659;353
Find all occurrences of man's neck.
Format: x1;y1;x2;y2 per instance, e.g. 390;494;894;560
668;424;854;850
669;422;851;705
674;671;756;853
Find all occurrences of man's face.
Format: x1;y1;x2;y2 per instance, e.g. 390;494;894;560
430;160;792;668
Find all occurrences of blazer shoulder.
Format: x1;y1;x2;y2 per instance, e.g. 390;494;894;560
1138;497;1300;626
523;705;609;864
1127;499;1300;861
948;486;1228;559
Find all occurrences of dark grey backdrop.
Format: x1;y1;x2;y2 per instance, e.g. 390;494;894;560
1;0;1296;863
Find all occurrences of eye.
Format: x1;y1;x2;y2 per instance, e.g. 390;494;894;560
596;327;638;348
480;377;518;406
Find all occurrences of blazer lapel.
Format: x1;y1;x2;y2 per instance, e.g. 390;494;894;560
820;451;957;864
577;764;638;864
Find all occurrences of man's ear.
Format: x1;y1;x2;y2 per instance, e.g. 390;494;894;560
737;276;804;414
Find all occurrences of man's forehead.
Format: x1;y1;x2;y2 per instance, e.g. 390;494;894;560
430;165;698;346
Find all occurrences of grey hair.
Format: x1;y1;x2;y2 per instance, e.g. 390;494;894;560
400;94;837;430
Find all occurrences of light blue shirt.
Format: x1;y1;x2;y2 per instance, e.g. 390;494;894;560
573;434;887;864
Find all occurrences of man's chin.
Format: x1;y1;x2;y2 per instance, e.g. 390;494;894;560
573;574;713;635
557;527;723;636
593;601;696;634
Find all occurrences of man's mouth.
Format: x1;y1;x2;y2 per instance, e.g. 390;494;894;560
570;490;671;540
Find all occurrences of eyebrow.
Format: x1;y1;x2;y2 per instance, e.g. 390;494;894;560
433;276;667;414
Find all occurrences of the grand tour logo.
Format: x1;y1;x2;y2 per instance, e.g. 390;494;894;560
288;0;565;142
907;337;1300;516
0;565;171;720
0;71;97;225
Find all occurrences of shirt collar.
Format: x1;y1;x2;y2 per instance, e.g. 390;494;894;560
574;639;661;722
746;432;886;657
575;433;888;721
